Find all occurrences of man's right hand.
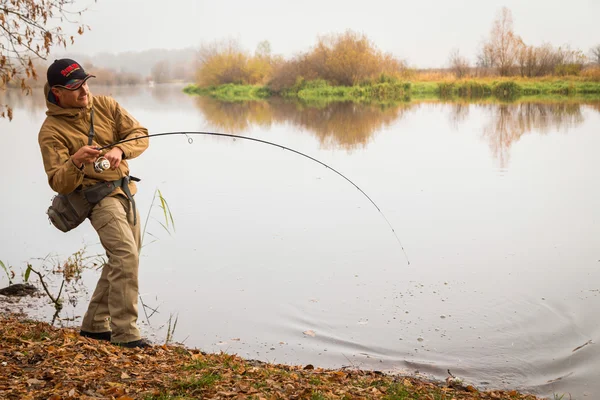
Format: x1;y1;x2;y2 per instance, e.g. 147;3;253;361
71;146;101;169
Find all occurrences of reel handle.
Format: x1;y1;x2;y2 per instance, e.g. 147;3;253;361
93;156;110;173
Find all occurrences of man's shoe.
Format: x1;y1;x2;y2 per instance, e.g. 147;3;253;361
80;330;112;342
114;338;152;349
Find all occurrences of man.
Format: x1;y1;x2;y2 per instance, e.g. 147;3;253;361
38;59;150;348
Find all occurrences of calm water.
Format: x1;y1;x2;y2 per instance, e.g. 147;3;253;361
1;85;599;399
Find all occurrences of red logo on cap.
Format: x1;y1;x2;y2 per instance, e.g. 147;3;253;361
61;63;81;77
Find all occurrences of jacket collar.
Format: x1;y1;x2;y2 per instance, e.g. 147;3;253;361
44;83;94;119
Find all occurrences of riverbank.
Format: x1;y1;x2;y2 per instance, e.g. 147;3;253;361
183;78;600;103
0;312;543;400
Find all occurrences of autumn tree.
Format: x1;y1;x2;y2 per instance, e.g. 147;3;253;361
1;0;90;119
486;7;523;76
313;30;404;86
246;40;274;85
196;39;249;86
448;49;470;78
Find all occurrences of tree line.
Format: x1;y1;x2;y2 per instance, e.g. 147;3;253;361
196;8;600;90
195;31;408;92
450;7;600;79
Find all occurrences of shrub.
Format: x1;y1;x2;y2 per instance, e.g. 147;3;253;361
492;81;521;98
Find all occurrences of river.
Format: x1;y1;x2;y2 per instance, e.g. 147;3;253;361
0;84;598;399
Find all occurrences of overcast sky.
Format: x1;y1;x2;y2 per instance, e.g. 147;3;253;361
64;0;600;68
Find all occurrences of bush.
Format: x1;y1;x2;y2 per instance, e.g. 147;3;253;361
554;63;583;76
581;66;600;82
437;82;455;96
456;81;491;97
492;81;521;98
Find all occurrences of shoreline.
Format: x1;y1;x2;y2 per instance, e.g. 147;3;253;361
183;79;600;104
0;309;544;400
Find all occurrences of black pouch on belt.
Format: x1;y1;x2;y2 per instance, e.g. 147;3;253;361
47;177;139;233
47;191;92;233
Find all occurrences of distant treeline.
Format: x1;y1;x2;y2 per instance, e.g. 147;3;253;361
194;9;600;95
8;56;193;89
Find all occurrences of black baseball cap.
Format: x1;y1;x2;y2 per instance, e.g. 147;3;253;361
47;58;95;90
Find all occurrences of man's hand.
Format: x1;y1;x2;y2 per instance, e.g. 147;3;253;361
104;147;124;170
71;146;101;168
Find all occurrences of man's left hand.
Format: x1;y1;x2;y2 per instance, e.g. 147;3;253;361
103;147;124;170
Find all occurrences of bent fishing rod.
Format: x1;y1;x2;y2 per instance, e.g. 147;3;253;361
97;131;410;265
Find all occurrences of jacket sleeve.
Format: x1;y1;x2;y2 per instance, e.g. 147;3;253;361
112;99;149;160
38;129;85;195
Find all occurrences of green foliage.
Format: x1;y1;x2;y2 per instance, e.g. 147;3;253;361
492;81;522;98
175;373;220;391
383;383;413;399
287;79;410;103
186;79;600;104
24;264;31;283
165;313;179;346
456;81;492;97
437;82;455;97
0;260;13;285
141;188;176;254
310;391;328;400
185;84;270;101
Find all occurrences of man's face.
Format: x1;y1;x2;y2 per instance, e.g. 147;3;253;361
52;82;90;108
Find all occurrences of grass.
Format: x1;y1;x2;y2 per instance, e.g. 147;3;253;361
383;383;413;399
183;83;271;101
0;259;15;285
185;77;600;105
174;373;221;392
182;359;215;371
311;391;328;400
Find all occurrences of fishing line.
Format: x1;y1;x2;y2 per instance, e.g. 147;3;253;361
98;131;410;265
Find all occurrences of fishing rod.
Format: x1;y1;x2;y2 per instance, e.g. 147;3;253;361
97;131;410;265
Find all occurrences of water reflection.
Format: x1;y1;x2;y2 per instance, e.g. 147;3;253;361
195;96;411;150
196;97;600;159
194;95;598;161
480;103;586;167
2;85;598;165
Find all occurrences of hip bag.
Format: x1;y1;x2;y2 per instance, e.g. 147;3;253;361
47;176;140;233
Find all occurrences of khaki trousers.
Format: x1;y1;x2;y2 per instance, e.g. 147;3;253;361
81;195;141;343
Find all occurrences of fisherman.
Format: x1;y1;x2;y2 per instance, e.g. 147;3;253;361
38;59;150;348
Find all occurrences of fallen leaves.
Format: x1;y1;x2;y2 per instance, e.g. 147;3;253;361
0;313;543;400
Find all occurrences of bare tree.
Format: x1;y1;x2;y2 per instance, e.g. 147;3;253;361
1;0;90;120
448;49;470;78
487;7;523;76
476;42;494;69
255;40;272;60
589;44;600;64
150;60;170;84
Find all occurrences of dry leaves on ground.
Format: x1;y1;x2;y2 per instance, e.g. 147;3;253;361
0;313;542;400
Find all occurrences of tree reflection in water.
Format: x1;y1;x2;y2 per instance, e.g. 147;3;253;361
479;102;587;167
196;96;598;165
195;96;413;151
2;86;598;167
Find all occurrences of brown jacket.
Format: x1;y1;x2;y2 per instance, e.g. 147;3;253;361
38;84;149;196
